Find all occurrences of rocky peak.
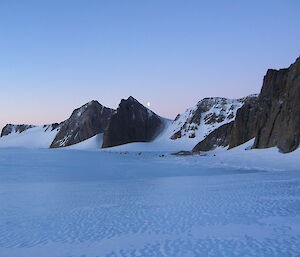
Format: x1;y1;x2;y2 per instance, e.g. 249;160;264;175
127;96;138;102
193;57;300;153
102;97;164;148
169;96;256;141
50;100;114;148
1;124;36;137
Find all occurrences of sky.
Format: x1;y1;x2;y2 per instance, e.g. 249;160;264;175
0;0;300;129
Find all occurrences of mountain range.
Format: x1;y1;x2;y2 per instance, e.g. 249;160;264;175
1;57;300;153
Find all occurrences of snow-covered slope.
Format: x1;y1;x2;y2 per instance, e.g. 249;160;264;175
169;95;257;141
1;124;36;137
0;124;60;148
65;133;103;150
194;138;300;171
0;146;299;257
0;95;257;151
104;95;258;152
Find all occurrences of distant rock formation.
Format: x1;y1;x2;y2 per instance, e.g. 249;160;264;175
193;57;300;153
1;124;36;137
102;96;164;148
0;123;59;137
2;57;299;152
0;101;113;149
50;100;114;148
43;123;60;132
227;96;260;149
170;96;256;142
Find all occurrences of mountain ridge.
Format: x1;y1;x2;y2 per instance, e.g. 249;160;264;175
1;57;299;153
193;57;300;153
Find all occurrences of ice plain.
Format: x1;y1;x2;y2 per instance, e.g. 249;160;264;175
0;147;299;257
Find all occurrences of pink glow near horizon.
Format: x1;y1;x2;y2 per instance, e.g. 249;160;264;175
1;1;299;131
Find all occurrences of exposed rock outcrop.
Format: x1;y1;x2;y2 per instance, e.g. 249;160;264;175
102;96;164;148
192;94;260;152
50;101;114;148
170;97;245;141
1;123;60;138
43;123;60;132
193;57;300;153
228;96;260;149
252;58;300;152
193;122;233;152
1;124;35;137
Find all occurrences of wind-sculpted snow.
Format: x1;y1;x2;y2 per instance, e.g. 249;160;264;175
0;148;299;257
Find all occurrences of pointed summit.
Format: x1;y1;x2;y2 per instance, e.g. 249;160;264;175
50;100;114;148
102;97;164;148
127;96;136;101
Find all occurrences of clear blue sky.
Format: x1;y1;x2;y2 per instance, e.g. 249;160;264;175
0;0;299;129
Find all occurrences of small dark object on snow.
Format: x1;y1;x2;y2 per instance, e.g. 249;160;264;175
171;151;194;156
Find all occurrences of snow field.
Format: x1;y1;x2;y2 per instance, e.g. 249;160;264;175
0;148;299;256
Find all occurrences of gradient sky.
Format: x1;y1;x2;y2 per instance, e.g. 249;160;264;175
0;0;300;129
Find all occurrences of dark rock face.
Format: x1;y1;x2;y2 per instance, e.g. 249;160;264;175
193;57;300;153
50;101;114;148
192;95;259;152
170;130;182;140
1;124;35;137
1;123;60;138
228;96;260;149
252;58;300;152
193;122;233;152
43;123;60;132
170;97;244;140
102;96;164;148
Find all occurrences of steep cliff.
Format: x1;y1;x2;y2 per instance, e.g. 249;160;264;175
253;58;300;152
228;96;260;149
193;57;300;153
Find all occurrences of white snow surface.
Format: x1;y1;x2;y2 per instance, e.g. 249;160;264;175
66;133;103;149
103;96;255;152
168;97;246;141
0;125;59;148
0;147;299;257
199;139;300;172
0;96;256;151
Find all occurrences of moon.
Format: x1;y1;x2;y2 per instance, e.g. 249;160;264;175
147;102;151;107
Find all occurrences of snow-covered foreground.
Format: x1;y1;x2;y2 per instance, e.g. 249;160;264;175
0;148;299;257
